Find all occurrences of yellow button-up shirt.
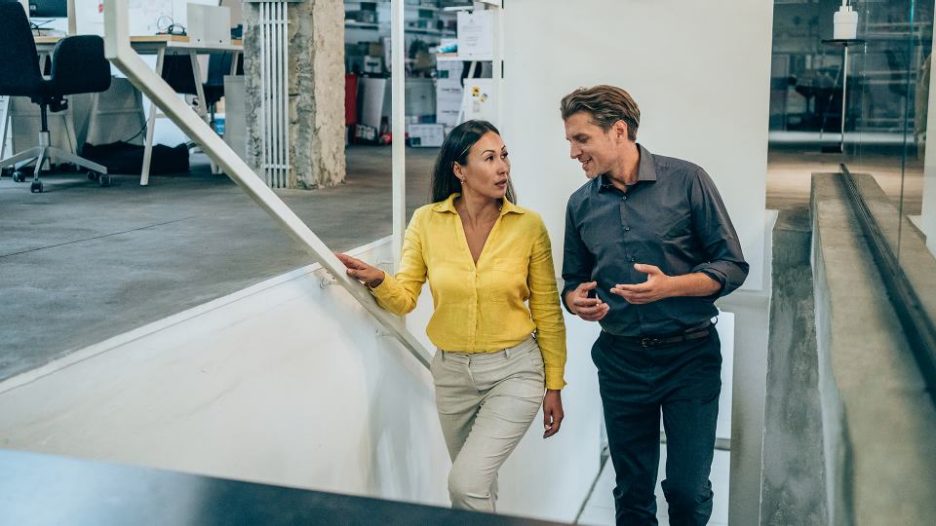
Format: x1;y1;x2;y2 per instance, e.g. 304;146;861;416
371;193;567;389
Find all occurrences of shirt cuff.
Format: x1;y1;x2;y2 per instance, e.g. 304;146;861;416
692;266;727;299
368;275;393;300
545;368;566;390
560;283;579;314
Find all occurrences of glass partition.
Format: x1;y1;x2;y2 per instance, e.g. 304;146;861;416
844;0;936;352
843;0;932;256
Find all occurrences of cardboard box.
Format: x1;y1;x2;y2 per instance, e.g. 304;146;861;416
408;124;445;147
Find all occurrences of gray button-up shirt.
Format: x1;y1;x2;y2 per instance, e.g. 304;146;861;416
562;144;749;337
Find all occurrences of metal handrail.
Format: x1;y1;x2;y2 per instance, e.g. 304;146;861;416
100;0;432;369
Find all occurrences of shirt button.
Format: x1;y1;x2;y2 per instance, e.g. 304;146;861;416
622;195;627;201
629;256;636;262
624;226;631;231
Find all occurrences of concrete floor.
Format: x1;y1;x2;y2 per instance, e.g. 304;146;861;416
766;147;924;212
0;145;924;382
0;146;436;381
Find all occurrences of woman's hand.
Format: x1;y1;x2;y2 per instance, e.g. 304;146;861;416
336;253;386;288
542;389;564;438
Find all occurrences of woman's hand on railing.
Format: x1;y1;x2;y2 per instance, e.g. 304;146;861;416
336;253;386;288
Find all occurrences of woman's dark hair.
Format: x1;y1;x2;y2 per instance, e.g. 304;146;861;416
431;120;516;203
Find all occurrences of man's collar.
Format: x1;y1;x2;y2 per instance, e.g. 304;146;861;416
598;143;656;192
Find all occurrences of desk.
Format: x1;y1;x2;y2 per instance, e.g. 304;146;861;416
34;35;244;185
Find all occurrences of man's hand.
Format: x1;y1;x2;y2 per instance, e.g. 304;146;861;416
542;389;564;438
565;281;609;322
610;264;674;304
336;253;385;288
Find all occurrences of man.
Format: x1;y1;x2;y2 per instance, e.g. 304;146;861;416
560;85;748;525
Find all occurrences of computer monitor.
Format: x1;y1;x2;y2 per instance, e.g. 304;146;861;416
29;0;66;18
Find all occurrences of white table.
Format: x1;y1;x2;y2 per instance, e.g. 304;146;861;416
35;35;243;185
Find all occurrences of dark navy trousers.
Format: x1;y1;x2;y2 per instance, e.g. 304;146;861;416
592;329;722;526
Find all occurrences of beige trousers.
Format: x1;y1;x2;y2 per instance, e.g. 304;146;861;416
430;336;546;512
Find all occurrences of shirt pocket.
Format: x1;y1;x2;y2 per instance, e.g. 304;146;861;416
657;213;692;241
485;257;529;302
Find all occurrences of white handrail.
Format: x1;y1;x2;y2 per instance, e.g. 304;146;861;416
101;0;432;368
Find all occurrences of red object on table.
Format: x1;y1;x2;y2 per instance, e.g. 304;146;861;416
345;74;358;127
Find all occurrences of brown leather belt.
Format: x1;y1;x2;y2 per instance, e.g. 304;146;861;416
604;326;713;348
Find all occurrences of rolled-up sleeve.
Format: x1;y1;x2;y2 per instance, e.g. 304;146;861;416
370;209;428;314
528;218;567;390
561;199;595;313
689;169;749;297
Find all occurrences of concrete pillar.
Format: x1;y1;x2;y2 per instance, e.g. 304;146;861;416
243;0;346;189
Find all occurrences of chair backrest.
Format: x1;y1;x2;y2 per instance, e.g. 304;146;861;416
0;2;43;97
206;52;243;88
49;35;112;96
161;55;199;95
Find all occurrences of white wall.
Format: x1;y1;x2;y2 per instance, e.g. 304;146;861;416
499;3;775;524
922;10;936;257
0;238;603;522
0;241;449;504
500;0;774;291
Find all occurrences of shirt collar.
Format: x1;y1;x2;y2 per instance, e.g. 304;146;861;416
598;143;657;192
431;193;524;216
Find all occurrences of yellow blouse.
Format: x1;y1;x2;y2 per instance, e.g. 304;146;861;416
371;193;567;389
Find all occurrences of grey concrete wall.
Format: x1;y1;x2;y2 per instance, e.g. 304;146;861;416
809;174;936;525
244;1;346;189
760;206;827;525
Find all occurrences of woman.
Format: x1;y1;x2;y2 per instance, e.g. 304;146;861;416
336;120;566;513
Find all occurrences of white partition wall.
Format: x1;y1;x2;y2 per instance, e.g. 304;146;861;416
0;241;449;504
0;238;603;521
500;2;775;525
922;9;936;257
500;0;774;292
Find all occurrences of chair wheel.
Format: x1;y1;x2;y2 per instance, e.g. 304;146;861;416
87;171;100;182
12;170;26;183
30;181;43;193
99;174;111;187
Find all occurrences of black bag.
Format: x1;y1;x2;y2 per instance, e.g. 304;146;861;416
81;142;190;175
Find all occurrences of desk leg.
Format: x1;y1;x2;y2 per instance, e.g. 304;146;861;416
189;50;217;174
189;51;209;122
141;48;165;186
0;96;10;159
839;47;849;154
231;51;241;76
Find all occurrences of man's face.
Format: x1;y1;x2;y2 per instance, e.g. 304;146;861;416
563;112;623;179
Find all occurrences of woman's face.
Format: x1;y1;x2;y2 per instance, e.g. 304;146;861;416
454;131;510;200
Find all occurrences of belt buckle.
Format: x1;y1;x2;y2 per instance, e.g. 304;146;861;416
640;337;662;348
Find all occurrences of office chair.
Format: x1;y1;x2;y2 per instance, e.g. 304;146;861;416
161;52;242;128
160;52;241;174
0;3;112;193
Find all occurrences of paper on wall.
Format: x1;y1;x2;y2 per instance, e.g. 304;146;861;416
457;11;495;61
461;78;496;123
